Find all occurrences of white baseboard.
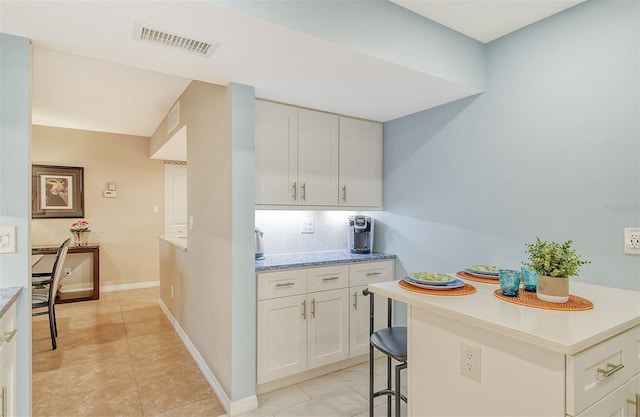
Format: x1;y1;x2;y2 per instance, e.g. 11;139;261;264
157;299;258;416
101;281;159;293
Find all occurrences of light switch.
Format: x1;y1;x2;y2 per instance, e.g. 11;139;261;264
153;205;159;214
0;225;17;253
188;215;194;230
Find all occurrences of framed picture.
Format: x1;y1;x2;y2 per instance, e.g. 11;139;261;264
32;165;84;219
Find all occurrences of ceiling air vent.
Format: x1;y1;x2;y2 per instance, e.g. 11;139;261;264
167;101;180;134
134;22;218;57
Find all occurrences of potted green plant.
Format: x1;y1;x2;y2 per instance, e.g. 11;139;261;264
524;237;590;303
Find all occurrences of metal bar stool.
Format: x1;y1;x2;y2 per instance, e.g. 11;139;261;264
363;288;407;417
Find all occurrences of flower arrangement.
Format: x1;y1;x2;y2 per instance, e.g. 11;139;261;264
524;237;589;278
70;220;91;232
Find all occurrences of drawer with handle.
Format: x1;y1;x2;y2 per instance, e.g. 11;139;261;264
258;269;308;300
349;260;393;287
0;303;17;355
567;325;640;416
307;265;349;292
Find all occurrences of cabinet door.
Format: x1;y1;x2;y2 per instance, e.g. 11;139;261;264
255;100;298;205
338;117;382;207
0;341;16;417
307;288;349;369
257;295;307;384
297;108;339;206
575;373;639;417
0;304;16;417
349;284;388;357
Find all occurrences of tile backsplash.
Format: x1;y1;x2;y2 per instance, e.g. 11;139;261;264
255;210;357;255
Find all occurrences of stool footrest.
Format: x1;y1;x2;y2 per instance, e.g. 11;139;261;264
373;390;407;403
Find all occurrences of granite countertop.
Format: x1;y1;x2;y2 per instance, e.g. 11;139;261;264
256;250;396;272
0;287;22;318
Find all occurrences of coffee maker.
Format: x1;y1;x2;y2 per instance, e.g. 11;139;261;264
348;215;374;254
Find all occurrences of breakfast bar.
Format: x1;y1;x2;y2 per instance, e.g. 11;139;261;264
368;279;640;417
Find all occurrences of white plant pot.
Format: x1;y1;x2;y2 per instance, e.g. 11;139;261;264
536;275;569;303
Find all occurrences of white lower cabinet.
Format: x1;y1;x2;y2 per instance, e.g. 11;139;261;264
567;325;640;417
575;373;639;417
257;294;307;384
257;260;393;384
307;288;349;369
349;285;387;357
349;261;394;357
0;303;17;417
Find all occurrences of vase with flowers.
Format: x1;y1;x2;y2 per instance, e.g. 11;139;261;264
70;220;91;246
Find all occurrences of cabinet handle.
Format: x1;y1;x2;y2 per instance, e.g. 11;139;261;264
0;329;17;343
311;298;315;318
1;385;6;417
302;300;306;319
597;362;624;378
301;183;306;201
322;276;339;282
342;186;347;202
292;182;297;201
275;282;295;287
628;393;640;417
353;292;358;310
366;272;381;276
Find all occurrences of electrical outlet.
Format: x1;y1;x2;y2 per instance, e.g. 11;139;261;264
301;219;314;234
460;343;481;381
0;225;16;253
624;228;640;255
64;268;72;277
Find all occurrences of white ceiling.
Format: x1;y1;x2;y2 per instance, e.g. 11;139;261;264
1;0;584;139
391;0;584;44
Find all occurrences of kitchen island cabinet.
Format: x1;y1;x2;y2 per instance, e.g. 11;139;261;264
368;279;640;417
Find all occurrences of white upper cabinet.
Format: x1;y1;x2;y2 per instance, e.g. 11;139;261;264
255;100;383;208
255;100;298;205
338;117;383;207
297;108;339;206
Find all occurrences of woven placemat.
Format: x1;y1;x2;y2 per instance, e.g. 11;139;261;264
399;279;476;296
456;271;499;284
493;289;594;311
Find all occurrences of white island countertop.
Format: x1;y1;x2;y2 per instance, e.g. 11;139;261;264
369;278;640;355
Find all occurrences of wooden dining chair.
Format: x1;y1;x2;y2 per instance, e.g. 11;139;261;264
32;238;71;350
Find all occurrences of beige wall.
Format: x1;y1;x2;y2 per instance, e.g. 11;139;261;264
152;81;256;409
152;80;235;396
31;125;164;288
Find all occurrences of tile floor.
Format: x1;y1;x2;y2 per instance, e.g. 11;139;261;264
32;287;406;417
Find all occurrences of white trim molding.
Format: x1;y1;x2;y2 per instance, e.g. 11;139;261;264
101;280;159;293
158;299;258;416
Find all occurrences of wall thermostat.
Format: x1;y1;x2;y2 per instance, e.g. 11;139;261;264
104;190;117;198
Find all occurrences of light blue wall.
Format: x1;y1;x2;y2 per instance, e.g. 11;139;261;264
376;0;640;291
0;33;32;416
230;83;257;401
215;0;485;90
